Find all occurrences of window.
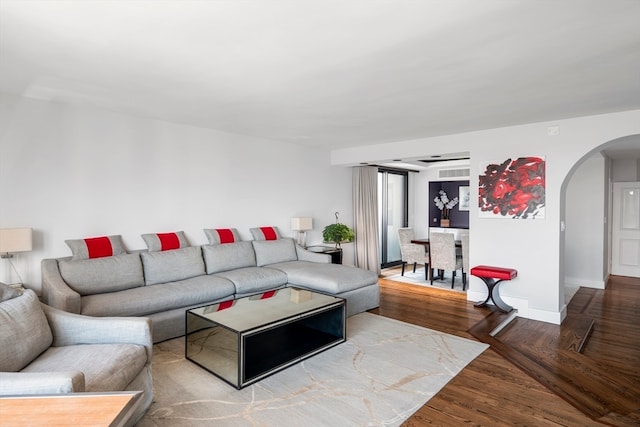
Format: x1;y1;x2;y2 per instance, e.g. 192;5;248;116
378;169;408;268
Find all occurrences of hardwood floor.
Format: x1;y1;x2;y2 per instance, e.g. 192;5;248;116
373;267;640;426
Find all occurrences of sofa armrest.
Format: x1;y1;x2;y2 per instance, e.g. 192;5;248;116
42;304;153;363
296;246;332;263
41;258;81;314
0;372;85;395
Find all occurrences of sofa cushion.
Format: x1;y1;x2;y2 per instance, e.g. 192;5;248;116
250;226;281;241
267;261;379;294
65;235;126;260
203;228;240;245
202;241;256;274
141;246;205;285
215;266;287;295
141;231;189;252
0;282;21;302
22;343;147;392
59;253;145;295
252;238;297;266
80;274;236;317
0;290;53;372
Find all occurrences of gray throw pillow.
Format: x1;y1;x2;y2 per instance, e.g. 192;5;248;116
0;290;53;372
141;246;205;285
252;238;298;266
202;241;256;274
59;253;145;295
0;283;21;302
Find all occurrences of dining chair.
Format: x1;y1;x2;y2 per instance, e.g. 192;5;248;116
461;233;469;291
429;231;463;288
397;228;429;280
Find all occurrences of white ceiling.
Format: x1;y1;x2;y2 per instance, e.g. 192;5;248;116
1;0;639;155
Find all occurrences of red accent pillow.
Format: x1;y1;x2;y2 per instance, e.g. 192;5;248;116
203;228;240;245
157;233;180;251
216;229;236;244
84;236;114;259
141;231;189;252
260;227;278;241
65;235;126;260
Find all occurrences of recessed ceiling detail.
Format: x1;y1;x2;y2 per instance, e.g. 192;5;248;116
419;157;470;164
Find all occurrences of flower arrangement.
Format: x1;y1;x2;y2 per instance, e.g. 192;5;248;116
434;190;459;219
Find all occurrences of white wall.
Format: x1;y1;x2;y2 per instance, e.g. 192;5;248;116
0;94;354;293
611;158;640;182
564;154;607;289
332;109;640;324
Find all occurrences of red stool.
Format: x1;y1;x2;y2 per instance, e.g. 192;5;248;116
470;265;517;313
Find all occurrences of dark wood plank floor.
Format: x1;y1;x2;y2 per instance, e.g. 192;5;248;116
373;268;640;426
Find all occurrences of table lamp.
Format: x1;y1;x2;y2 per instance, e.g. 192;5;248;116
291;217;312;247
0;227;32;258
0;227;33;286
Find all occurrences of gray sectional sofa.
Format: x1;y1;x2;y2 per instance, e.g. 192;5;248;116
42;233;379;343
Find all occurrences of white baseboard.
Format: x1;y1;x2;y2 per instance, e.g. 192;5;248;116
527;307;563;325
564;276;605;289
466;291;563;325
559;303;568;324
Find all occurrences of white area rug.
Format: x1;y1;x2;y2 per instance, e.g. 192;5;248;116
138;312;488;427
387;269;466;293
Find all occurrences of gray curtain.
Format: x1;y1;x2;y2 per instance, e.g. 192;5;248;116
352;166;380;275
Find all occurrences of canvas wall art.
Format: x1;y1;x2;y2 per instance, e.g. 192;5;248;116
478;156;545;219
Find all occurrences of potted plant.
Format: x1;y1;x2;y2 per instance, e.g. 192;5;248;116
322;212;355;248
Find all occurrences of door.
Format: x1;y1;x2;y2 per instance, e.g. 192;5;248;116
378;169;408;268
611;182;640;278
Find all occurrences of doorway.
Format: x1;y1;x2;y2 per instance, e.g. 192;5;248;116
612;181;640;278
378;169;408;268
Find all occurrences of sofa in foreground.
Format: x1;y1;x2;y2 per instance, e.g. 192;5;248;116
42;228;379;343
0;286;153;427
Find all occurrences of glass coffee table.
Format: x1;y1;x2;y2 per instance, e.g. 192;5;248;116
186;288;345;389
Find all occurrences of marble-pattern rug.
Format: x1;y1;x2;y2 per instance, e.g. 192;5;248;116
138;312;488;427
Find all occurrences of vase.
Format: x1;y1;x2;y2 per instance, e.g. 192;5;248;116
440;219;450;227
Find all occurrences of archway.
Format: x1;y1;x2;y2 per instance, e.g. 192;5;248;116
559;134;640;312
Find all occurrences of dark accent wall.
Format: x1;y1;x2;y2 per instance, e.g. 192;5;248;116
429;180;470;228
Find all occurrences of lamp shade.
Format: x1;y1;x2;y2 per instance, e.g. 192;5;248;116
291;217;313;231
0;228;33;254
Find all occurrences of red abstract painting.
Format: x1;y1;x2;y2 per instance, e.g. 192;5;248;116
478;157;545;219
